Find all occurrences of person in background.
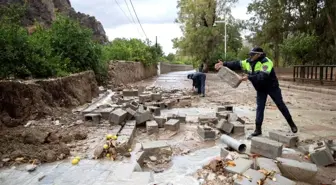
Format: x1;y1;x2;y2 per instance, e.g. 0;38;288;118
214;47;298;138
187;72;206;97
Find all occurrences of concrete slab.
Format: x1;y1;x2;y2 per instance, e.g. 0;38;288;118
142;141;169;152
217;67;242;88
268;131;299;148
264;174;296;185
276;157;317;183
234;169;265;185
225;158;253;174
164;119;180;131
256;157;281;174
251;137;283;159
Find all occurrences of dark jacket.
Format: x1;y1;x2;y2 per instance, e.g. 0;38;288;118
224;57;279;91
188;72;205;88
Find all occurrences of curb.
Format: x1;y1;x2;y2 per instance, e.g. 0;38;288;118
279;84;336;96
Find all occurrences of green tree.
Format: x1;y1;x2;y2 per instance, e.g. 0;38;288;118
166;53;175;62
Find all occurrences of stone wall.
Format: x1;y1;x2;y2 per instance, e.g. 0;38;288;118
0;71;99;127
159;62;194;74
108;61;157;85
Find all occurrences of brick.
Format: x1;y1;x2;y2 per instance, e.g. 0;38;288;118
84;113;101;124
216;119;234;133
308;141;335;166
123;89;138;96
154;116;166;128
93;107;114;120
225;158;253;174
139;94;152;103
276;157;317;183
216;111;230;119
151;93;162;101
228;113;239;122
146;120;159;135
251;137;283;159
135;109;153;125
231;121;245;134
268;131;298;148
164;119;180;131
234;169;265;185
109;109;127;125
220;148;229;158
148;106;161;116
198;115;218;125
264;174;296;185
217;67;242;88
197;125;216;141
256;157;281;174
125;107;136;119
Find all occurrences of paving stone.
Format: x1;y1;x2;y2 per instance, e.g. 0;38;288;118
216;111;230;119
225;158;253;174
216;119;234;133
164;119;180;131
146;120;159;135
84;113;101;124
125;107;136;119
308;141;335;166
264;174;296;185
251;137;283;159
123;89;138;96
135;109;153;125
198;115;218;125
197;125;216;141
234;169;265;185
231;121;245;134
151;93;162;101
148;106;161;116
276;157;317;183
154;116;166;128
220;147;230;158
256;157;281;174
93;107;114;120
139;93;152;103
217;67;242;88
268;131;299;148
109;109;127;125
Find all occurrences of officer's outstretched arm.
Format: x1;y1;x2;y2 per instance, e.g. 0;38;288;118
248;60;273;81
223;60;242;71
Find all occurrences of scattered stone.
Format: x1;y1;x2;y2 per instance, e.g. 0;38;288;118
268;131;299;148
197;125;216;141
84;113;101;124
2;158;10;163
251;137;283;159
164;119;180;131
26;164;37;172
152;93;162;101
149;156;157;162
256;157;281;174
220;147;230;158
276;157;317;183
154;116;166;128
139;93;152;103
123;89;138;96
135;109;153;125
217;67;242;88
234;169;265;185
231;121;245;135
216;119;234;133
308;141;335;166
148;106;161;116
225;158;253;174
146;120;159;135
109;109;127;125
264;174;296;185
198;115;218;125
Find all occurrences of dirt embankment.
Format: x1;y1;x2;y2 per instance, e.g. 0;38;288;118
0;71;99;127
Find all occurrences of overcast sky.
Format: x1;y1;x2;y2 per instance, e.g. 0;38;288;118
71;0;251;55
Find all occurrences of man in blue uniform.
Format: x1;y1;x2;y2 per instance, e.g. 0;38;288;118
187;72;206;97
215;47;298;138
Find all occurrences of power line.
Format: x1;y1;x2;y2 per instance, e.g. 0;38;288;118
124;0;137;25
114;0;133;24
129;0;148;40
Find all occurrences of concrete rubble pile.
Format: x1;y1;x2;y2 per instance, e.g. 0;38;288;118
81;85;189;160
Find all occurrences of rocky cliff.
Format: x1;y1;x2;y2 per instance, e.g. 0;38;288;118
0;0;108;43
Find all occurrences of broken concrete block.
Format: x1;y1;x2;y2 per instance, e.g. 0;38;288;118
216;119;234;133
123;89;138;96
231;121;245;134
197;125;216;141
264;174;296;185
308;141;335;166
276;157;317;183
268;131;299;148
109;108;128;125
93;107;114;120
139;93;152;103
125;107;137;119
217;67;242;88
256;157;281;174
84;113;101;124
216;111;230;119
198;115;218;125
154;116;166;128
164;119;180;131
135;109;153;125
234;169;265;185
228;113;239;122
220;147;230;158
142;141;172;157
148;106;161;116
146;120;159;135
225;158;253;174
251;137;283;159
151;93;162;101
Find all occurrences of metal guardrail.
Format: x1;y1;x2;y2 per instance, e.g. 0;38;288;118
293;65;336;84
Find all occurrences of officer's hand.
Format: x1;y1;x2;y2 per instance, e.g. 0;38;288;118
215;59;223;70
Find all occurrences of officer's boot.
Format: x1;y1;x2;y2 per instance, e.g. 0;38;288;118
248;124;262;139
288;120;298;133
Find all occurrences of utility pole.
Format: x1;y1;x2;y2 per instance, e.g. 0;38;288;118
155;36;157;48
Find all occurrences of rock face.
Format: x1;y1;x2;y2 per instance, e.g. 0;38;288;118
0;0;108;43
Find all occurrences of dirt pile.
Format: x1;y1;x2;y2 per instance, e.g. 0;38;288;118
0;71;98;127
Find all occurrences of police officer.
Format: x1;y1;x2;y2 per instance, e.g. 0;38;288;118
187;72;206;97
215;47;298;138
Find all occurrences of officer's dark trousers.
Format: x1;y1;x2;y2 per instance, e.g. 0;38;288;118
197;74;206;95
256;86;293;126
